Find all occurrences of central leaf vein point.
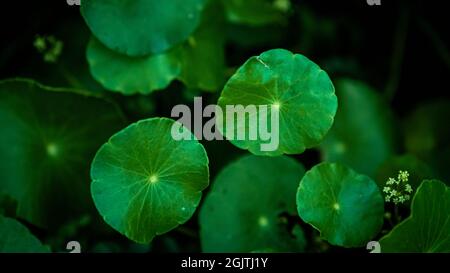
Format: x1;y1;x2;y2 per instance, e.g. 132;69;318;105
272;101;281;109
46;143;59;157
333;203;340;211
258;216;269;227
148;174;159;184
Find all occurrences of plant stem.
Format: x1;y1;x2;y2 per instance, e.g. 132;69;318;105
58;63;85;90
393;205;401;224
175;226;198;238
385;3;409;102
386;215;395;228
417;17;450;70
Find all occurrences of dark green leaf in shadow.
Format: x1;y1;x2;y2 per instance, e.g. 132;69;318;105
404;100;450;184
200;155;306;252
0;79;126;229
320;79;396;178
0;216;50;253
226;23;287;48
178;0;226;91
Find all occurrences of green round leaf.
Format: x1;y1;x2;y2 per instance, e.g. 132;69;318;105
217;49;337;156
200;155;306;252
90;118;209;243
86;1;226;94
380;180;450;253
320;79;396;178
0;216;50;253
0;79;126;229
296;162;384;247
87;37;181;95
81;0;207;56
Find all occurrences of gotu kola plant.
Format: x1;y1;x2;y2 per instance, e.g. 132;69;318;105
217;48;337;156
81;0;208;56
0;79;126;230
0;216;50;253
86;44;414;252
319;79;396;178
2;0;449;254
200;155;307;252
90;118;209;243
88;47;338;244
86;0;225;94
296;162;384;247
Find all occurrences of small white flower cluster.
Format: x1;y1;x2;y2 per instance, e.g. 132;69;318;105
33;35;63;63
383;170;413;204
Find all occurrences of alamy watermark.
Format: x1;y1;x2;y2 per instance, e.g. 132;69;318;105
66;0;80;6
366;0;381;6
66;241;81;253
171;97;280;152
